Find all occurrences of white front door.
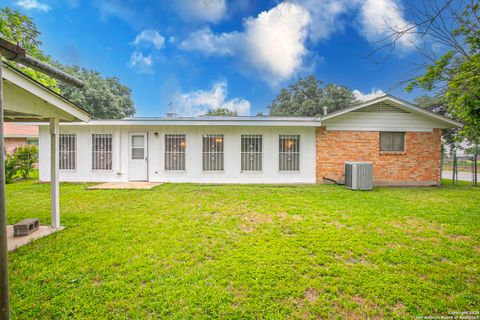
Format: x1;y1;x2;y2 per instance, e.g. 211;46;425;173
128;132;148;181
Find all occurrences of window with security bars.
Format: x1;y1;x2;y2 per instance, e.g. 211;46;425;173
92;134;113;170
241;135;262;171
165;134;186;170
203;134;224;171
380;132;405;152
59;134;76;170
279;135;300;171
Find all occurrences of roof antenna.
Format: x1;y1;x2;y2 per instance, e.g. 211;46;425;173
166;102;177;118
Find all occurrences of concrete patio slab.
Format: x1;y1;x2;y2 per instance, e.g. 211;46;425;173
7;225;64;252
87;182;162;190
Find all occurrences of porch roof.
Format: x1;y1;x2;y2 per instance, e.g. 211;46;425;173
2;62;90;123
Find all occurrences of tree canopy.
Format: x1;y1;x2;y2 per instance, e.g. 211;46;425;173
55;64;135;119
373;0;479;145
268;76;358;117
0;7;57;90
414;93;460;151
0;6;135;119
204;108;238;116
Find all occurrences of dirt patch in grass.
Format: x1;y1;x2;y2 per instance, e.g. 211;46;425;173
276;212;303;222
304;288;319;302
334;295;384;320
243;212;273;224
391;301;407;317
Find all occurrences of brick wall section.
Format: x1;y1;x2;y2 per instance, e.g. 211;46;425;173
316;127;442;186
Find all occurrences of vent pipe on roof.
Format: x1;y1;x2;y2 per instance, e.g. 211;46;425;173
166;102;176;118
323;106;328;116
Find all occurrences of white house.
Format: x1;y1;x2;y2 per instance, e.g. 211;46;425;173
38;95;462;186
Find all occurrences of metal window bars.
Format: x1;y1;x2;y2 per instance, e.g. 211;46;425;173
92;134;113;170
59;134;76;170
203;134;224;171
279;135;300;171
165;134;186;171
241;134;262;171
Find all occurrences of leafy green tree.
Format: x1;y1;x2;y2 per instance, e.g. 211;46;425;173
204;108;238;116
414;94;460;152
55;65;135;119
0;7;58;90
382;0;480;145
268;75;358;116
0;6;136;119
465;145;480;155
4;154;18;184
13;144;38;179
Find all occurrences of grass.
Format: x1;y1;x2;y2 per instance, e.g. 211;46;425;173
6;180;480;319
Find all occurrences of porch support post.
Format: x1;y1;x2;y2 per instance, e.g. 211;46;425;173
0;51;11;320
50;118;60;229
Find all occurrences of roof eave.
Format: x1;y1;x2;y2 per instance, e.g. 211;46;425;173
321;94;463;128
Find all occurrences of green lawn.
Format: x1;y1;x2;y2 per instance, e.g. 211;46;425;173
6;180;480;319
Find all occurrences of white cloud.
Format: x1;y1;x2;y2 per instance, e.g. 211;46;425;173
178;0;415;83
128;30;165;74
296;0;355;41
132;30;165;50
174;82;250;116
358;0;416;49
175;0;227;23
128;52;153;74
353;89;385;101
241;3;311;83
180;2;311;85
16;0;50;12
179;27;238;56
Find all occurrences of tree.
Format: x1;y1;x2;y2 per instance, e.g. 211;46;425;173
268;75;358;116
0;6;136;119
55;65;135;119
0;7;57;90
414;93;460;152
13;144;38;179
204;108;238;116
369;0;480;146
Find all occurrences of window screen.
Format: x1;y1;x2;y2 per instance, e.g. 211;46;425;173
59;134;76;170
92;134;113;170
379;132;405;152
241;135;262;171
165;134;186;171
203;134;224;171
279;135;300;171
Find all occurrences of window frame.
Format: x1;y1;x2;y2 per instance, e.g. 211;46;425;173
241;134;263;172
92;133;113;171
59;133;76;171
202;134;224;171
279;134;300;172
379;131;405;152
165;134;186;171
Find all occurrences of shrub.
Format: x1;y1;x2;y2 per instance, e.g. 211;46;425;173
5;154;18;184
13;145;38;179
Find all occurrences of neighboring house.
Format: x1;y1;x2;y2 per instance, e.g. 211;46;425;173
3;123;38;154
38;95;461;186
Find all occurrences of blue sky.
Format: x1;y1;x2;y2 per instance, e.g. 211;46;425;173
13;0;427;117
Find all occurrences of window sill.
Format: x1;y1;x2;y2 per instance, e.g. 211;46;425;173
379;151;406;156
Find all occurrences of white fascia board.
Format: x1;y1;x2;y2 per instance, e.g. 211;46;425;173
3;64;91;122
50;119;323;127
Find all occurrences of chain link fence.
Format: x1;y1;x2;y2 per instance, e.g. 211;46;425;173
441;152;479;186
